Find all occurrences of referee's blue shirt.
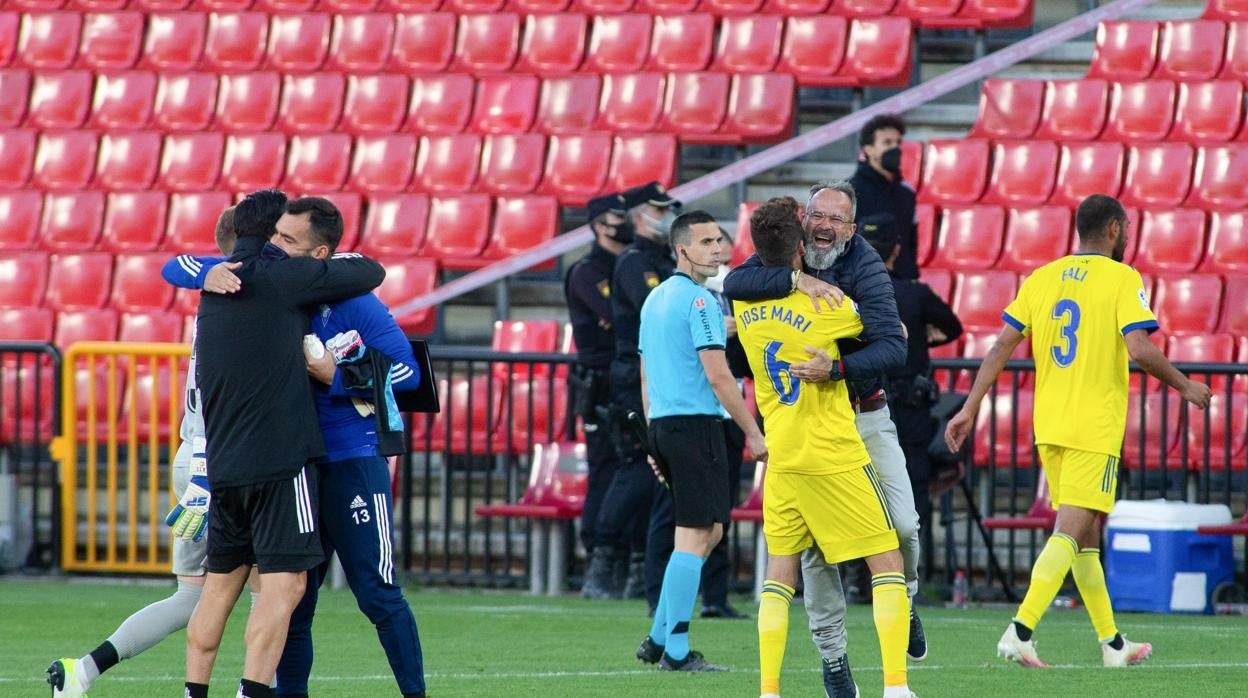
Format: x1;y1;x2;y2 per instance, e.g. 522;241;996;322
639;272;727;419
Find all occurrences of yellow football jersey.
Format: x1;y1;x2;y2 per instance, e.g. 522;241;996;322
1002;253;1158;456
735;292;868;475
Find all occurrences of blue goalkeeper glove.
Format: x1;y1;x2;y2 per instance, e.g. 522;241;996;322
165;444;210;543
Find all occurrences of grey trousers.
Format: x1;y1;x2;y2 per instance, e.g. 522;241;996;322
802;405;922;661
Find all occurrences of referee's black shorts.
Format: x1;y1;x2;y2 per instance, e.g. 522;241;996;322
206;463;326;574
649;415;732;528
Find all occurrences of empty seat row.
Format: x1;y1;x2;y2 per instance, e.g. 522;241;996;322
970;78;1248;143
2;70;794;144
918;139;1248;212
1088;18;1248;83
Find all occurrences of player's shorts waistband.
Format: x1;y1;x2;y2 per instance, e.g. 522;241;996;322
853;390;887;414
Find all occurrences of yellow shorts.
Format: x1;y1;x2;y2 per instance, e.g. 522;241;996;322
1037;444;1120;514
762;465;899;564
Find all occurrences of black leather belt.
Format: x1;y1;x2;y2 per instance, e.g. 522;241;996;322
853;392;888;414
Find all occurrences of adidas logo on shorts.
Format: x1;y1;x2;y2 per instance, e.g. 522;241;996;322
349;495;367;510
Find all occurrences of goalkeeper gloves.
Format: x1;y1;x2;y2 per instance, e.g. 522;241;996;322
165;440;210;543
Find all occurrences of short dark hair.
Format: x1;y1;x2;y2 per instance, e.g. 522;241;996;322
859;114;906;148
214;206;236;256
233;189;287;239
1075;194;1127;243
670;209;717;248
286;196;344;252
750;197;804;267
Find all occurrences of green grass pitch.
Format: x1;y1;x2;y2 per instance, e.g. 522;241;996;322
1;578;1244;696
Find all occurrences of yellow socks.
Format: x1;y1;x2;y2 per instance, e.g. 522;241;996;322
1072;547;1119;642
758;580;794;696
871;572;909;688
1015;532;1078;631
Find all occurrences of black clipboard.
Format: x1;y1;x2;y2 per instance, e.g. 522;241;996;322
395;339;441;414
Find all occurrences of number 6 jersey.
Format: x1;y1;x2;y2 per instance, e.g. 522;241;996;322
735;291;868;475
1002;253;1159;456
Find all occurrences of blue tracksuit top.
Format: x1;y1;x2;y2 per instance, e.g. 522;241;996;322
163;254;420;463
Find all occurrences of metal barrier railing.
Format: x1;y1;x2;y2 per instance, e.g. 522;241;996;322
0;342;61;571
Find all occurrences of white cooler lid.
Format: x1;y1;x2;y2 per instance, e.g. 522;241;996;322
1108;499;1232;530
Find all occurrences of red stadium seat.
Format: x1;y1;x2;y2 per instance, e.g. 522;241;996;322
999;206;1071;273
112;254;174;312
16;12;80;70
952;270;1018;331
1222;276;1248;335
173;287;199;318
119;310;183;343
515;14;586;75
40;192;105;252
762;0;827;11
94;132;160;191
471;75;538;134
1173;81;1243;144
969;78;1043;140
0;70;30;128
607;134;676;192
972;391;1035;467
445;0;504;10
0;129;36;189
214;72;279;132
777;16;847;86
0;307;53;342
100;192;167;253
0;251;49;308
152;73;216;132
254;0;317;10
1154;273;1222;336
0;13;17;68
374;256;438;335
900;140;922;189
894;0;959;21
55;308;118;345
328;14;393;74
284;134;351;192
89;71;155;130
359;194;428;257
1124;393;1182;470
838;0;897;12
731;201;759;266
264;13;329;73
379;0;443;11
1101;80;1176;143
33;132;97;192
0;192;41;250
920;267;952;302
412;134;482;194
571;0;635;13
918;139;990;205
535;75;599;134
157;131;223;189
636;0;698;11
419;375;505;454
321;0;381;10
508;0;572;11
202;12;267;72
1132;209;1206;274
1120;143;1193;209
348;134;417;193
479;196;559;268
452;14;520;74
26;70;92;130
712;16;782;74
927;205;1005;271
583;14;650;73
914;202;935;266
839;17;912;87
140;11;205;72
164;191;232;255
424;194;492;262
1201;211;1248;274
1206;0;1248;20
981;140;1058;207
1033;79;1108;141
537;133;611;205
342;75;408;135
1049;142;1124;208
1187;145;1248;211
658;72;729;141
1219;20;1248;82
1168;333;1235;390
390;12;454;73
478;134;545;195
1153;20;1225;82
940;0;1034;29
596;72;664;133
501;381;570;452
278;73;344;134
711;73;795;145
1186;392;1248;472
404;74;473;135
1086;20;1159;81
78;11;143;70
647;15;712;72
703;0;761;12
221;133;287;192
46;252;113;311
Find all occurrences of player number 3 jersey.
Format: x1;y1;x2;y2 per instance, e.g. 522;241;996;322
1002;253;1159;456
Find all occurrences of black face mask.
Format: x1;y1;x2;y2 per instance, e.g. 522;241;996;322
880;147;903;175
608;219;635;244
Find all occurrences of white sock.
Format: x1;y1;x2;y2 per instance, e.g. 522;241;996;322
883;685;912;698
75;655;101;689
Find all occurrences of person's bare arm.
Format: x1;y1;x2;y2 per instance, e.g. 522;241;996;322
1125;330;1212;408
699;349;767;462
945;325;1026;452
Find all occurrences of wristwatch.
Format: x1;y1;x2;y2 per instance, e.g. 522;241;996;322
827;359;844;382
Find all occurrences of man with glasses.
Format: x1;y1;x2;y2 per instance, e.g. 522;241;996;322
723;180;918;698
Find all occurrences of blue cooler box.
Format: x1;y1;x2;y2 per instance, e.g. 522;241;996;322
1105;499;1234;614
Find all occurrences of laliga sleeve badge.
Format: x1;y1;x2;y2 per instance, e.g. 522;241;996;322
1137;288;1150;311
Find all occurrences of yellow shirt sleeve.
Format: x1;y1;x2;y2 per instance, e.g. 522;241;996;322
1002;274;1034;336
824;300;865;344
1116;268;1160;336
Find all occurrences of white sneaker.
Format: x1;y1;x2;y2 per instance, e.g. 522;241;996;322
1102;636;1152;667
46;658;89;697
761;693;782;698
996;623;1051;668
882;687;918;698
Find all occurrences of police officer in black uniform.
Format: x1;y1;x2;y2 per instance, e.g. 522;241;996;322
858;213;963;547
851;114;920;280
564;192;633;599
